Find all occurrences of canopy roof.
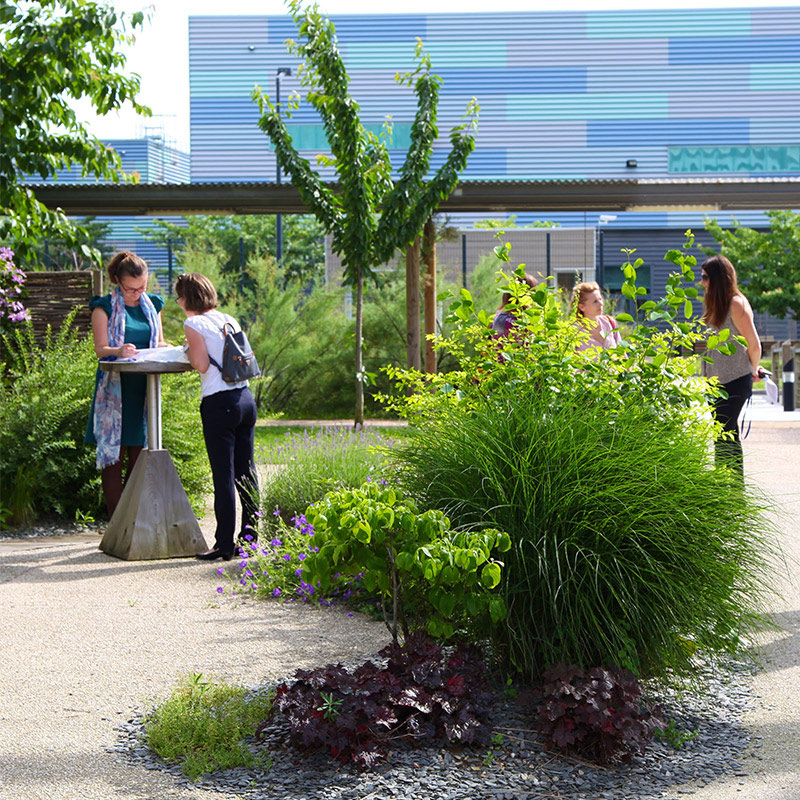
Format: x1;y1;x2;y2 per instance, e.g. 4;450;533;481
27;177;800;216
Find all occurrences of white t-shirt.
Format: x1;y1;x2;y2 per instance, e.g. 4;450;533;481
183;310;249;398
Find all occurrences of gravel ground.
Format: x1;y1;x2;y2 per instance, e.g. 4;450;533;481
1;424;798;800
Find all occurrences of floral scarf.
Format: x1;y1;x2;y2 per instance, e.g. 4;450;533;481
93;288;159;468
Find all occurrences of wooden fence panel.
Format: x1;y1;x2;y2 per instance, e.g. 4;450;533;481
24;270;103;342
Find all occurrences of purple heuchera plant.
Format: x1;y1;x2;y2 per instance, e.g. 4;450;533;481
259;632;495;769
534;663;664;764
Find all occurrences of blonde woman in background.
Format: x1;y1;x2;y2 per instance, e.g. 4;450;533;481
571;281;621;351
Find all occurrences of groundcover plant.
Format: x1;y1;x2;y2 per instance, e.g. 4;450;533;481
383;234;779;680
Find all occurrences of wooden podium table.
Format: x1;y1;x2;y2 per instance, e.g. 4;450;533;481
98;358;206;560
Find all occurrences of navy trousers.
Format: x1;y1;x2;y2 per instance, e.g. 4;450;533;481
200;387;259;555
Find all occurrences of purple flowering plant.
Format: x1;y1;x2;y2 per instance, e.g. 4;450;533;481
216;511;356;606
255;425;398;522
0;248;30;333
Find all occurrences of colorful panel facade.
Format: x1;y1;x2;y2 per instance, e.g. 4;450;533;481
189;8;800;183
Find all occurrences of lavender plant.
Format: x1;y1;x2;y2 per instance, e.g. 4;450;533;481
256;426;397;520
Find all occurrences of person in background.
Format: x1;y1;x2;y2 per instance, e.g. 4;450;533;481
571;281;621;351
492;272;539;338
700;255;762;476
85;252;166;518
175;272;259;561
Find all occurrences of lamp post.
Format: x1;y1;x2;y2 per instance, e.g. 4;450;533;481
275;67;292;265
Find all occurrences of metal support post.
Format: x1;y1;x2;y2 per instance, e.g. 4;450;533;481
782;341;795;412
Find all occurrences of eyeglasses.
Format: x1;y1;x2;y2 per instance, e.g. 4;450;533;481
700;273;709;282
119;282;147;295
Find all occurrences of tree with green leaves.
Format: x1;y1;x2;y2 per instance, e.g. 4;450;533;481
704;210;800;321
42;216;114;270
253;0;478;426
0;0;150;266
141;214;325;290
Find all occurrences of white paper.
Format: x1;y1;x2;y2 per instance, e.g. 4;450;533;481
114;346;189;364
764;375;780;405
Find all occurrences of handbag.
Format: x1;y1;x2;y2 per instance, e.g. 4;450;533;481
208;321;261;383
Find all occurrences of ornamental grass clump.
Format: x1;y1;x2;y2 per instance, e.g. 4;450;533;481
383;234;779;680
144;673;272;781
257;426;397;520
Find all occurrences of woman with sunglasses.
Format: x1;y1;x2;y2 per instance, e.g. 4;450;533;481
700;255;762;475
85;251;167;517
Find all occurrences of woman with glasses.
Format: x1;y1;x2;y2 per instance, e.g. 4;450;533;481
700;255;762;476
85;251;166;517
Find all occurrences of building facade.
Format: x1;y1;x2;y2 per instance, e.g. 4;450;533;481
188;7;799;336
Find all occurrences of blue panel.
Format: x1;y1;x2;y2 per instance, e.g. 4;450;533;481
267;16;297;45
427;148;507;178
669;36;800;65
508;37;668;67
751;8;800;36
588;64;747;93
425;12;586;40
508;93;667;121
436;68;586;95
329;14;427;41
587;10;750;38
750;118;800;143
268;14;427;44
587;119;750;147
669;91;800;118
750;64;800;91
191;98;262;124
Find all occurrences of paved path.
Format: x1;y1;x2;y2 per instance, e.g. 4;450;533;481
0;412;798;800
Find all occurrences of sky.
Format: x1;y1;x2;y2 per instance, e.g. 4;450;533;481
76;0;800;152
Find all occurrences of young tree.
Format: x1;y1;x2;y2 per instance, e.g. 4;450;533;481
705;210;800;321
0;0;150;265
253;0;477;426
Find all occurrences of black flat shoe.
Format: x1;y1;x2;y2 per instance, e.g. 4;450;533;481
195;548;233;562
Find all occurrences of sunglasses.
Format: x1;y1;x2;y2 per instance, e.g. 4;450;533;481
700;273;709;282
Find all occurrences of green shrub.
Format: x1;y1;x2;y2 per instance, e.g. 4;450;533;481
256;426;396;520
384;233;779;679
304;481;510;641
392;387;775;678
144;673;272;781
0;317;101;522
0;317;209;523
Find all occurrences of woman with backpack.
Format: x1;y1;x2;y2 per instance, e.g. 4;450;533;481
175;273;259;561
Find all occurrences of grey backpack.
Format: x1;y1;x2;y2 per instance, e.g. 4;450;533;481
208;321;261;383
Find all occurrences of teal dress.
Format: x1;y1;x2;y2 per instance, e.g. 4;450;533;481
84;293;165;448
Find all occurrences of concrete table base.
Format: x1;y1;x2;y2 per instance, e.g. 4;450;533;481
99;449;205;560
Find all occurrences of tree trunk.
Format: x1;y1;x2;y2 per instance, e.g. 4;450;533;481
422;218;437;374
405;237;421;371
353;266;365;428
